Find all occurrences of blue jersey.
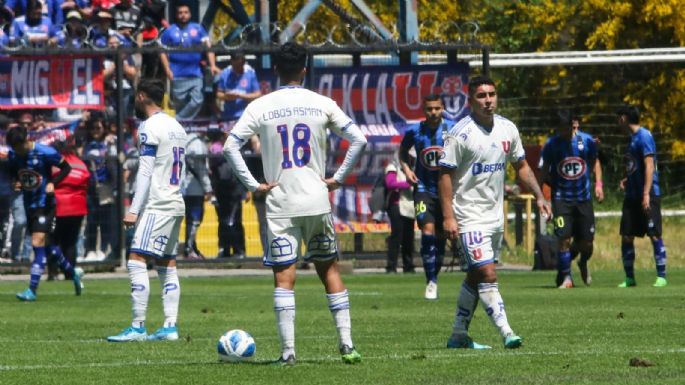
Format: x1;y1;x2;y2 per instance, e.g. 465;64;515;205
216;64;260;120
540;131;597;202
400;119;454;195
9;15;55;47
8;143;62;209
160;23;209;78
625;127;660;198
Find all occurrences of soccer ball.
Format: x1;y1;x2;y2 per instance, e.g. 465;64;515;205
217;329;256;362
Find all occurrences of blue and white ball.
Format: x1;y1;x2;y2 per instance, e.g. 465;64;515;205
218;329;256;362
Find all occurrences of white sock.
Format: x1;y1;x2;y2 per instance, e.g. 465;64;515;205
478;282;514;338
128;260;149;329
327;290;353;348
274;288;295;358
157;266;180;328
451;283;478;339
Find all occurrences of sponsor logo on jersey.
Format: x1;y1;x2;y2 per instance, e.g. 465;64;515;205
625;154;638;175
471;162;505;175
557;157;587;180
140;133;148;144
18;169;42;191
420;146;444;170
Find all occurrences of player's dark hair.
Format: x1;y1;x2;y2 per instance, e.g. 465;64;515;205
175;1;191;11
468;75;496;96
6;125;27;147
137;79;165;107
617;105;640;124
423;94;443;104
274;42;307;82
557;109;581;125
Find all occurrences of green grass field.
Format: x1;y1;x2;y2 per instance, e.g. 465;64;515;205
1;268;683;385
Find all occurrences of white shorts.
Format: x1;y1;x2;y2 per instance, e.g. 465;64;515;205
458;230;503;270
130;212;183;259
264;213;338;266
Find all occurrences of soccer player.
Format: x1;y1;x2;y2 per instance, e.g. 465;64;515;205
539;112;603;288
7;126;82;302
399;95;454;300
107;79;188;342
223;42;367;365
616;105;667;288
438;75;551;349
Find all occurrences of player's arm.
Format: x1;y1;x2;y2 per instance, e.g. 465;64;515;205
593;157;604;202
326;104;368;191
399;132;418;184
513;159;552;220
642;155;655;212
223;110;276;193
127;134;158;225
438;134;460;240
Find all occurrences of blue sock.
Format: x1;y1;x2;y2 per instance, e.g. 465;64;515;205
621;242;635;279
29;247;47;293
651;239;667;278
49;246;74;275
557;250;572;276
420;234;438;283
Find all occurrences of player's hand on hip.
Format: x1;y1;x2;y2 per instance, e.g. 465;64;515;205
45;182;54;194
619;178;627;191
538;198;553;221
123;212;138;227
443;217;459;240
255;182;278;194
323;178;342;191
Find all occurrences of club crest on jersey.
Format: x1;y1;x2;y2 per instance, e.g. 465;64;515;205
420;146;444;170
18;169;42;191
624;154;638;175
557;157;587;180
501;141;511;154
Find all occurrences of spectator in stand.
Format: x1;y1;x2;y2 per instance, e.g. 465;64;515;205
160;2;219;120
181;130;212;259
216;51;262;122
0;5;12;47
89;8;126;49
103;33;137;118
9;0;56;48
384;153;416;274
0;114;13;260
6;0;64;26
83;113;117;261
47;137;89;280
208;129;246;259
53;9;87;48
112;0;140;39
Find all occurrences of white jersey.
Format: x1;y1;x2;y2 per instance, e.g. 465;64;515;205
135;112;187;216
439;114;525;233
225;86;365;219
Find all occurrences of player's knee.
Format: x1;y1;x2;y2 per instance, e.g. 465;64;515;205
558;237;572;251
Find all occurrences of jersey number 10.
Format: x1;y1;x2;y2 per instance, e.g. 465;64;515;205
277;123;311;169
170;146;185;185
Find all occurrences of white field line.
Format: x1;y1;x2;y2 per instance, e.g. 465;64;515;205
0;348;683;371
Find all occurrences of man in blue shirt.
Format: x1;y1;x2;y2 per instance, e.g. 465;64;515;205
216;51;262;121
160;3;219;121
617;105;667;288
540;112;603;288
6;125;83;302
9;0;55;48
400;94;454;300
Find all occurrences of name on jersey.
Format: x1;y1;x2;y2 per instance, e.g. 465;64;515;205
557;157;587;180
262;107;323;121
419;146;444;170
471;162;505;175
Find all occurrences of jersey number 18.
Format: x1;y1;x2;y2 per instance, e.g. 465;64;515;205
277;123;311;169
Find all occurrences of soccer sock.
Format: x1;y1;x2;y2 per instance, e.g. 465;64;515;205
128;260;149;329
478;282;514;338
621;241;635;279
651;239;667;278
274;288;296;358
420;234;438;283
451;283;478;339
49;245;75;275
157;266;180;328
557;250;572;279
29;246;47;293
327;290;353;349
